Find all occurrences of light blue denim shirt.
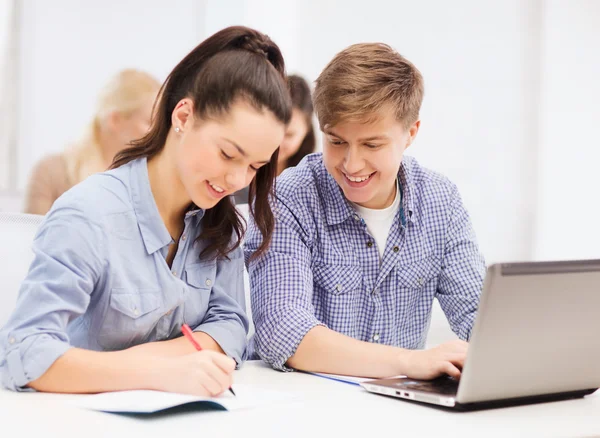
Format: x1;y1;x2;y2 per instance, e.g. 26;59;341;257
245;153;485;370
0;158;249;391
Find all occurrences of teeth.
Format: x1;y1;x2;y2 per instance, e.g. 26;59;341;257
344;172;371;182
209;182;224;193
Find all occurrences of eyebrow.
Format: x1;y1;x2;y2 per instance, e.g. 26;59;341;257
325;130;389;143
222;137;270;164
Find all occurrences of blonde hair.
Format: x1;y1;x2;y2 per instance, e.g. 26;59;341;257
64;69;160;185
313;43;424;130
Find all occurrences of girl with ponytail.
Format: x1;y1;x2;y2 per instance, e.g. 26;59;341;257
0;26;291;396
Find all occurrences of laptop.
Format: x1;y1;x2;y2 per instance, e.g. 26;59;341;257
361;259;600;411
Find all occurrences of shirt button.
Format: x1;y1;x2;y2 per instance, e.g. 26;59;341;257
182;235;187;241
172;271;177;276
133;308;140;316
335;284;342;292
418;278;424;286
8;337;15;344
393;246;399;252
205;279;212;287
367;241;373;248
372;334;380;342
353;214;360;221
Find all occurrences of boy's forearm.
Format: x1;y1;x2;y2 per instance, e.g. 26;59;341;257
287;325;408;378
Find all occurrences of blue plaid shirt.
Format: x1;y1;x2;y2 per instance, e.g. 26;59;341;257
244;153;485;371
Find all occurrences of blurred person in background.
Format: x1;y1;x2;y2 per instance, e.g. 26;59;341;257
23;69;160;215
233;74;315;204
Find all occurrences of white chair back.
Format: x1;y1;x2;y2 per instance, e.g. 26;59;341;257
0;213;44;327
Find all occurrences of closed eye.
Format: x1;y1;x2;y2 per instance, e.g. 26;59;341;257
221;150;233;160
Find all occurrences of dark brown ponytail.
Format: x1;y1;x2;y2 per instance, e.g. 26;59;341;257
111;26;291;260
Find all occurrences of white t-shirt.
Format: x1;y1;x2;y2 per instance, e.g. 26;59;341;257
351;181;401;260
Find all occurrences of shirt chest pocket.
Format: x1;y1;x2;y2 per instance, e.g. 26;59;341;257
182;261;217;326
312;264;362;334
185;261;217;290
396;255;440;293
97;289;163;350
313;264;362;295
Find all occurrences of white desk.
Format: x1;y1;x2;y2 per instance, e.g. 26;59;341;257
1;361;599;438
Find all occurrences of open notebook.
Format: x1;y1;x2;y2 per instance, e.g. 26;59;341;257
71;384;294;414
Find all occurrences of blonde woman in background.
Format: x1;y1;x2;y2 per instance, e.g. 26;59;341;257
24;69;160;214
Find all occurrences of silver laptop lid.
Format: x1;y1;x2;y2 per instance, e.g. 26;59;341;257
457;259;600;404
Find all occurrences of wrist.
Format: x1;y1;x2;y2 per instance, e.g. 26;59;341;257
138;355;170;391
393;347;413;376
116;347;168;391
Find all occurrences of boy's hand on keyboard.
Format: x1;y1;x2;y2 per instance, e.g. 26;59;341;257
401;340;468;380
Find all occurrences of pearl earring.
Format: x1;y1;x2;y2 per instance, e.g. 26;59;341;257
175;127;181;133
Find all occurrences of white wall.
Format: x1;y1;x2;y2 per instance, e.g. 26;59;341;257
0;193;21;213
0;0;17;192
3;0;598;263
16;0;205;190
533;0;600;261
293;0;543;265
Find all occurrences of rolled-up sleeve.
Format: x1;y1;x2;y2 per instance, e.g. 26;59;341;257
436;185;486;341
0;205;106;391
244;198;324;371
194;246;249;365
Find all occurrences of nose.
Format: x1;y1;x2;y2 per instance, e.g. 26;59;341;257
225;166;247;191
343;145;365;175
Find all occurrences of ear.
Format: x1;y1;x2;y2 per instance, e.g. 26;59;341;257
171;98;195;133
405;120;421;149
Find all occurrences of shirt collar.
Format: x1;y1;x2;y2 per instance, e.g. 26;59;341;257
129;157;204;255
320;155;416;226
398;156;416;223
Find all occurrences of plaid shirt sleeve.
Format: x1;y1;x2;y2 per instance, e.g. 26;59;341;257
244;197;325;371
436;184;486;341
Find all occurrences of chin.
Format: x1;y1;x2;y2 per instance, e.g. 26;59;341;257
340;189;371;205
190;195;216;210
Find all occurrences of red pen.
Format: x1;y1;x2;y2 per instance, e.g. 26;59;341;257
181;323;236;396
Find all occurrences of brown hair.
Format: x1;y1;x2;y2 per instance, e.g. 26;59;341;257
313;43;424;130
284;75;316;169
111;26;292;260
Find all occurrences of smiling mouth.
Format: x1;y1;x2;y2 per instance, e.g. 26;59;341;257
342;171;375;183
206;180;229;199
208;181;225;193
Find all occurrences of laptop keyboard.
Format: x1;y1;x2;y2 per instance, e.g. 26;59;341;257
395;376;459;396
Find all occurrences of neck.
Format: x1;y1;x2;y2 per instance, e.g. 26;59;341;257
147;143;192;235
276;160;287;177
359;182;397;210
383;182;398;209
